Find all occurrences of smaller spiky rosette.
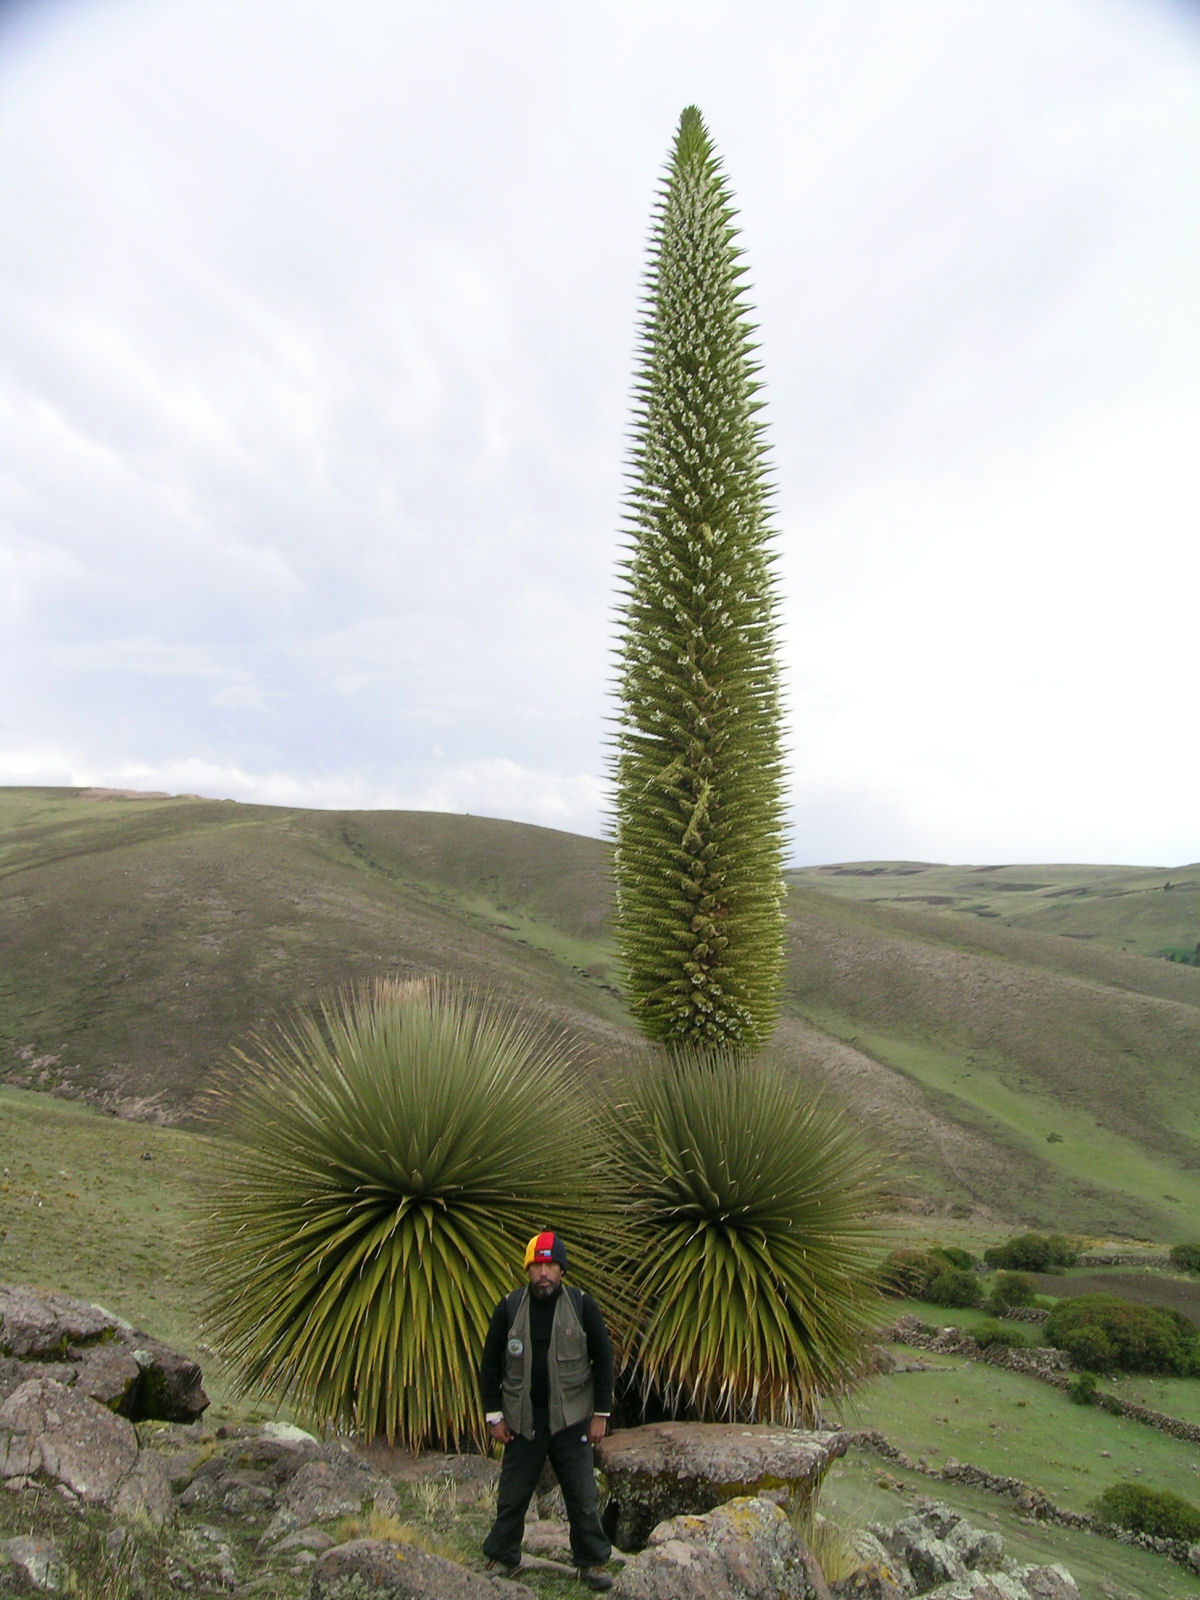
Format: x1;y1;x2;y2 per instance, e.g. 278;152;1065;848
200;978;610;1450
611;105;787;1048
608;1047;883;1424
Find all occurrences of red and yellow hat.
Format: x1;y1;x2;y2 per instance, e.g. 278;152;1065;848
524;1230;568;1270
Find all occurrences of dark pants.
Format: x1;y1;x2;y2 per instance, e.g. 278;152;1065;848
483;1409;611;1570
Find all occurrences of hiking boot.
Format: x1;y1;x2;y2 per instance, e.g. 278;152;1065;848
579;1568;613;1592
484;1558;522;1579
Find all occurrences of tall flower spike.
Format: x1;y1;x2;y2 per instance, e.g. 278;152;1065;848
611;106;787;1048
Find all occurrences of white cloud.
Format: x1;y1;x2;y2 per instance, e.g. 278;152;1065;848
2;0;1198;866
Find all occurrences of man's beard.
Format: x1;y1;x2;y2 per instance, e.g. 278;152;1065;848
530;1280;560;1300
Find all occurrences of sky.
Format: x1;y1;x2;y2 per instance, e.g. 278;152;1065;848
2;0;1197;867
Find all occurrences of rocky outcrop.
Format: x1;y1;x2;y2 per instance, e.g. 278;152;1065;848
612;1495;832;1600
0;1284;208;1422
596;1422;849;1551
864;1502;1082;1600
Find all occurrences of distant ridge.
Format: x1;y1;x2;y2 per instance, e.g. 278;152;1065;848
2;787;1197;1239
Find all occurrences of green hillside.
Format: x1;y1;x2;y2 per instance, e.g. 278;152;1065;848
789;860;1200;962
3;787;1199;1240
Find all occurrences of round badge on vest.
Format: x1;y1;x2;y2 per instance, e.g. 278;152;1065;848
507;1337;524;1356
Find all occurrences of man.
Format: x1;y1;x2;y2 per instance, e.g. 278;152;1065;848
480;1230;614;1591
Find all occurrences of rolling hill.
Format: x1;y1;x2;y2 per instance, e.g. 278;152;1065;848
2;786;1198;1240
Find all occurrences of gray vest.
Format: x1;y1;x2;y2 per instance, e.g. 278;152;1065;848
501;1286;595;1439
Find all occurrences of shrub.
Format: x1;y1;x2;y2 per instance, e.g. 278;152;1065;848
987;1271;1039;1313
1068;1372;1097;1405
983;1232;1077;1272
1169;1243;1200;1275
973;1320;1028;1351
202;978;611;1449
1044;1294;1199;1376
1095;1482;1200;1542
880;1249;943;1298
880;1245;975;1300
932;1245;975;1272
927;1268;982;1310
608;1047;883;1424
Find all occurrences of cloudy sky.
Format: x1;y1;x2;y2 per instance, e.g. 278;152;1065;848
2;0;1197;866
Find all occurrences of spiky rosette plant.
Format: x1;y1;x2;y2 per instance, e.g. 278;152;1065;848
612;104;787;1048
608;1047;883;1425
201;978;610;1450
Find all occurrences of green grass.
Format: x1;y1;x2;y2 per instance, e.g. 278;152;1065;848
821;1451;1200;1600
834;1343;1200;1517
0;1086;268;1422
813;1022;1200;1239
789;859;1200;962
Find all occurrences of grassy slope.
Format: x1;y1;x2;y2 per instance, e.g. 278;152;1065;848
3;787;1200;1237
789;859;1200;960
0;788;631;1119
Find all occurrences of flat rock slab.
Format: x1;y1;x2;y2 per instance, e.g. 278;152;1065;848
311;1538;536;1599
597;1423;850;1552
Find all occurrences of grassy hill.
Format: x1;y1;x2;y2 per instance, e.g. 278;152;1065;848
2;786;1198;1240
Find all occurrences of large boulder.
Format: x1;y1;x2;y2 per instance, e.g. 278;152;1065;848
596;1423;849;1552
0;1284;208;1422
310;1538;536;1598
612;1495;831;1600
0;1375;171;1524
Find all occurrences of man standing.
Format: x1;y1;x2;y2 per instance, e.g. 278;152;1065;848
480;1230;614;1591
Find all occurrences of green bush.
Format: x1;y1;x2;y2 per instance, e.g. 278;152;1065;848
1169;1243;1200;1275
1045;1294;1200;1376
880;1245;974;1299
1068;1372;1097;1406
973;1320;1028;1350
987;1271;1039;1313
933;1245;976;1272
880;1249;943;1298
927;1268;983;1309
983;1232;1077;1272
1095;1481;1200;1542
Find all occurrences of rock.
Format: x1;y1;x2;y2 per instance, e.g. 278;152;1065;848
1012;1568;1082;1600
611;1495;831;1600
829;1564;908;1599
1;1535;63;1591
0;1284;117;1357
0;1283;209;1421
922;1571;1081;1600
596;1423;849;1551
112;1446;176;1526
310;1538;537;1598
73;1340;143;1412
262;1445;396;1541
0;1376;138;1503
128;1334;208;1421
